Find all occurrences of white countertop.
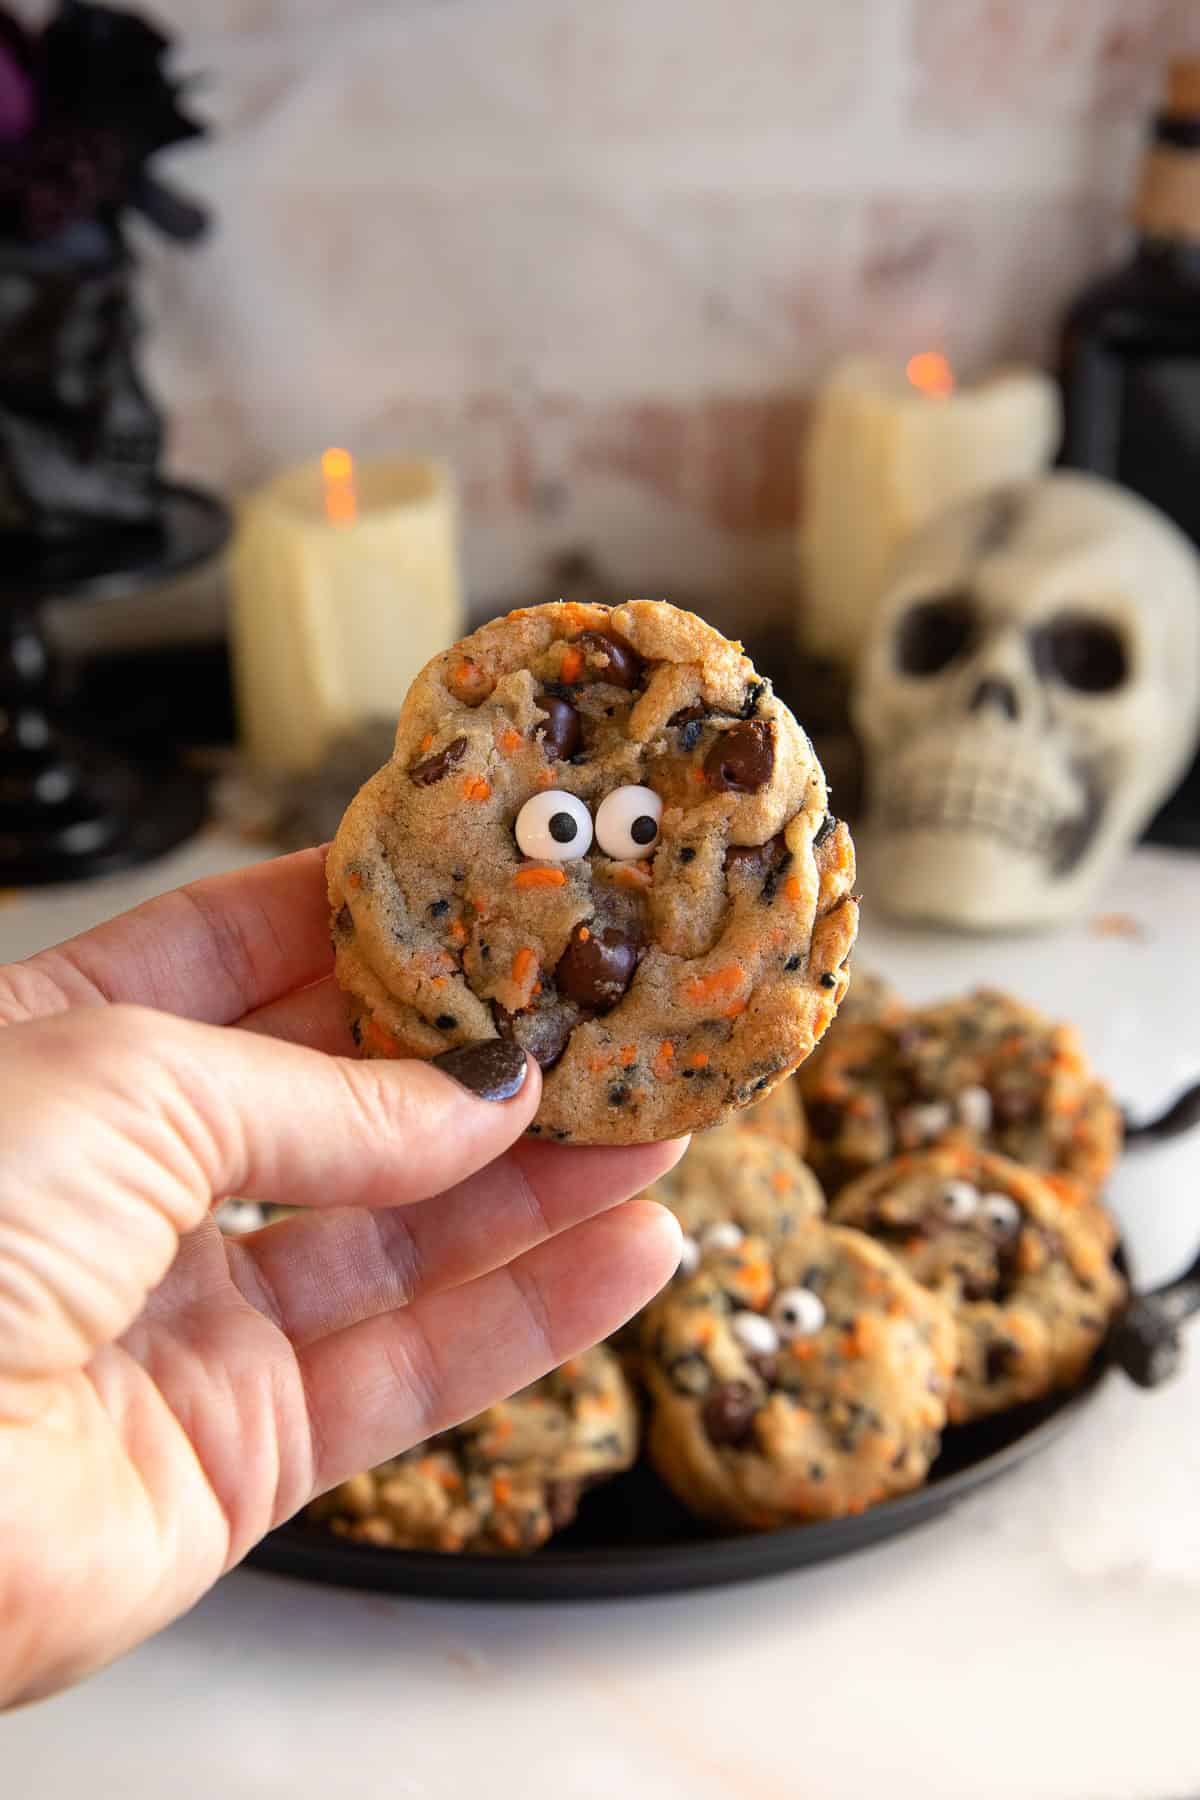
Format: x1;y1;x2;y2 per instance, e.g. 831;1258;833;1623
3;834;1200;1798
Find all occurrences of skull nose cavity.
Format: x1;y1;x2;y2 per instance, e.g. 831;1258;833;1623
969;677;1019;721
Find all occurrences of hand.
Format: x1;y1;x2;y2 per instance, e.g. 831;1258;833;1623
0;848;684;1707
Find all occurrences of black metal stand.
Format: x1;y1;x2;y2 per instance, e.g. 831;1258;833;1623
0;482;230;885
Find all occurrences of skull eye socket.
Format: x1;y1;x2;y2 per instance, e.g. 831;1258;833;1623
893;595;976;676
1032;613;1128;694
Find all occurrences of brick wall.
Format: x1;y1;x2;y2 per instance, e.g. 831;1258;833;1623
132;0;1197;632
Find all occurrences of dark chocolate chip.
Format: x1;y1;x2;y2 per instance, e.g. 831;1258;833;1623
575;629;642;690
678;846;697;864
820;972;837;989
432;1038;529;1102
545;1480;580;1531
740;679;767;718
724;839;775;878
494;1002;574;1071
555;924;640;1012
993;1087;1035;1126
536;695;582;762
409;736;468;785
749;1352;778;1385
813;812;837;848
429;898;450;918
703;720;775;793
335;904;353;935
702;1381;758;1447
984;1339;1019;1383
434;1014;458;1030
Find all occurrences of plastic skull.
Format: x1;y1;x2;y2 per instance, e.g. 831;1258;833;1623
854;472;1200;929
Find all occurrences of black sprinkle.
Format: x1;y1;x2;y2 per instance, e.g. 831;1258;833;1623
740;679;767;718
608;1084;631;1106
784;954;803;972
350;1018;363;1047
808;1462;825;1481
435;1013;458;1030
452;869;465;882
814;812;837;847
761;852;792;904
480;944;491;961
335;904;353;935
527;1123;542;1135
429;898;450;918
679;718;705;752
681;1068;695;1079
553;1129;571;1142
679;847;697;864
820;972;836;989
753;1075;770;1092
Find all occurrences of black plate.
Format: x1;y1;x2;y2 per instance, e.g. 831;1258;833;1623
246;1358;1106;1602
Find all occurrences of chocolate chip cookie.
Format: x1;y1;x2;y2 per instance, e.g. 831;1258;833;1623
648;1124;825;1258
638;1223;955;1528
796;988;1121;1231
831;1147;1124;1422
739;1075;808;1155
328;599;858;1144
307;1345;636;1553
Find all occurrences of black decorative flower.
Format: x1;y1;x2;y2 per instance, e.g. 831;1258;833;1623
0;0;208;243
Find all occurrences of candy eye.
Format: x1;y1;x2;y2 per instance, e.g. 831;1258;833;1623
595;784;663;860
731;1310;780;1356
677;1235;700;1278
769;1286;826;1340
941;1179;979;1223
514;790;593;862
981;1192;1021;1236
700;1221;744;1253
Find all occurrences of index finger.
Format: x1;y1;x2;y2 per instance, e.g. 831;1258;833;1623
0;846;334;1028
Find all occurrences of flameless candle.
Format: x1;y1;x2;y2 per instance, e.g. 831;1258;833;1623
799;355;1062;662
229;453;463;772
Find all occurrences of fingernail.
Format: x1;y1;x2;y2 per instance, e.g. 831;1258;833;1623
432;1039;529;1102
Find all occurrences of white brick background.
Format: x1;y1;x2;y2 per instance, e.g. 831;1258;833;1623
99;0;1200;627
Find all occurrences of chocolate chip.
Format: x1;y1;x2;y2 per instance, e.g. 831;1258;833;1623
555;924;639;1012
962;1271;997;1302
724;839;775;877
814;812;837;847
740;679;767;718
984;1340;1019;1383
409;736;468;785
429;899;450;918
820;972;837;989
678;846;697;864
993;1088;1035;1126
703;720;775;793
784;954;802;972
536;695;582;762
435;1013;458;1030
575;629;642;690
669;700;709;751
608;1083;630;1106
545;1480;580;1531
702;1381;758;1446
494;1002;574;1071
749;1353;778;1385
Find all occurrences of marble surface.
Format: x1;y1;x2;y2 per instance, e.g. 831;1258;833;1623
3;833;1200;1796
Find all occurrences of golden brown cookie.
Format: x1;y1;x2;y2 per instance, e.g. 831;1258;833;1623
328;600;858;1143
739;1075;808;1156
830;1146;1124;1422
307;1346;637;1553
797;988;1121;1233
648;1124;825;1254
638;1224;955;1528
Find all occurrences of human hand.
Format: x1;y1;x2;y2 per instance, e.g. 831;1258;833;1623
0;848;684;1707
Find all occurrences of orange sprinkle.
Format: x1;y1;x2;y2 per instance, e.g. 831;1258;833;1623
695;1319;716;1346
493;1415;514;1442
491;1474;513;1506
784;876;802;904
362;1019;399;1056
611;862;653;890
419;732;434;753
453;659;489;692
559;1358;582;1379
577;925;590;942
653;1041;676;1079
771;1170;791;1193
723;998;747;1019
436;1466;462;1492
532;980;542;996
560;646;584;683
691;768;707;786
588;1051;615;1074
448;920;467;945
347;871;363;891
685;966;744;1005
511;947;538;988
788;1339;817;1361
619;1044;637;1066
499;727;522;754
514;865;567;889
462;776;492;801
431;976;446;989
690;1050;710;1069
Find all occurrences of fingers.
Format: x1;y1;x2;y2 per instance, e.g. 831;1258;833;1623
227;1136;687;1345
0;847;334;1029
294;1199;682;1497
0;1006;539;1379
236;973;357;1055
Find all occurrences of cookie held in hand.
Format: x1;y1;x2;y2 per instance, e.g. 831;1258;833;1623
328;600;858;1144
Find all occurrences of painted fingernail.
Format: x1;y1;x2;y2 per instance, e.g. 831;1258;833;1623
432;1039;529;1102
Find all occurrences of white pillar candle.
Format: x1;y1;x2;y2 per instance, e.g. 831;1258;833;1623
799;355;1061;663
229;453;463;773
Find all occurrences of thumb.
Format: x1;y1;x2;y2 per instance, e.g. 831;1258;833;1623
0;1005;538;1380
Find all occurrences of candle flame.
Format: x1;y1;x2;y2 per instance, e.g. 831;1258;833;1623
906;351;955;397
321;446;357;524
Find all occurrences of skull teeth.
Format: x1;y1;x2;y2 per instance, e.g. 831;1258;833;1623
880;773;1064;859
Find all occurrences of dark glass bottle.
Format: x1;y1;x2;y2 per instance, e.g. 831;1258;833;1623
1060;58;1200;844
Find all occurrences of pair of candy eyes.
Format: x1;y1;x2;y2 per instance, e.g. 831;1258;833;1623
677;1222;826;1345
515;785;662;863
941;1180;1021;1234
